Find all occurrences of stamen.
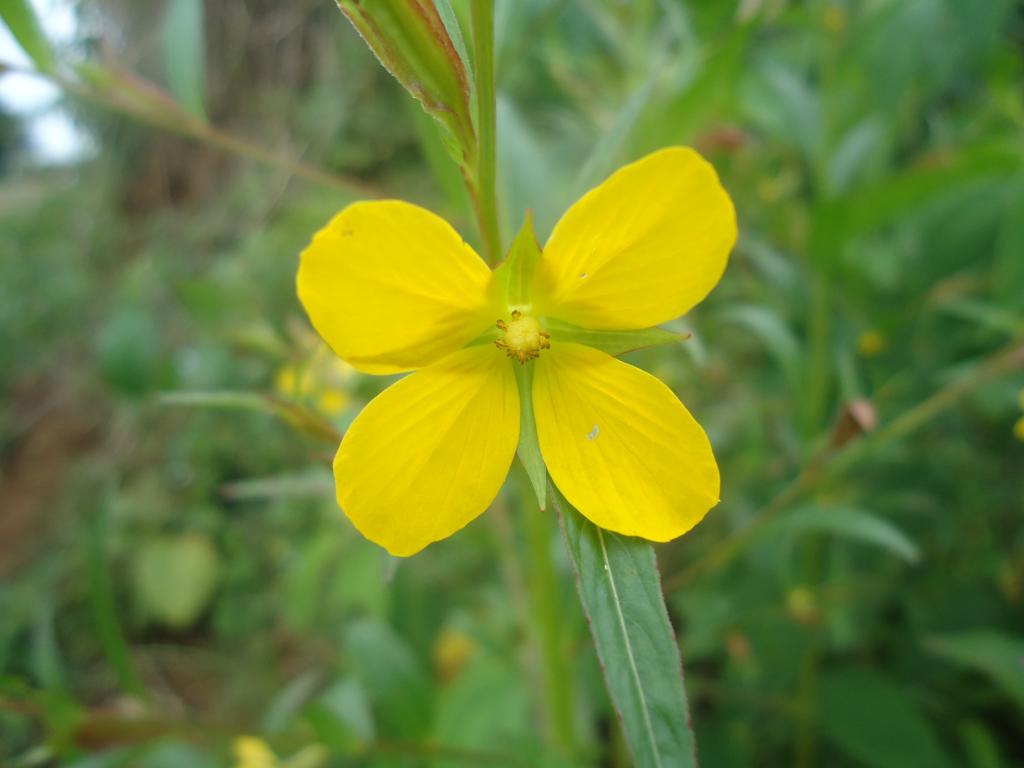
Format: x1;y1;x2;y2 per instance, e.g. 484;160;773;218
494;311;549;364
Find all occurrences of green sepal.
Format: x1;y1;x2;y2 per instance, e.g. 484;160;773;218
492;211;542;308
513;364;546;510
546;319;689;357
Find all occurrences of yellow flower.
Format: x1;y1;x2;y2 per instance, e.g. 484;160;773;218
1014;417;1024;443
233;737;278;768
297;148;736;555
274;343;354;416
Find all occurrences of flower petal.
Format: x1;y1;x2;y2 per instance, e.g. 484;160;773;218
533;342;719;541
532;147;736;329
335;345;519;556
298;201;497;374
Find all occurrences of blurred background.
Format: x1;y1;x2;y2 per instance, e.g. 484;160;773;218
1;0;1023;766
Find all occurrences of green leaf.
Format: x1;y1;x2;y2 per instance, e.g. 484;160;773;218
819;140;1023;243
431;653;531;767
88;500;145;697
0;0;56;73
131;533;220;630
958;720;1005;768
161;0;207;119
827;116;885;195
307;678;376;750
992;175;1024;312
97;307;163;396
769;505;921;564
924;630;1024;712
346;619;433;740
220;469;334;502
337;0;475;165
571;70;658;203
640;18;751;147
553;487;697;768
819;668;952;768
719;305;801;389
546;319;687;357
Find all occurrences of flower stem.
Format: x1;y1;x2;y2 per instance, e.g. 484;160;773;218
470;0;502;264
523;490;576;755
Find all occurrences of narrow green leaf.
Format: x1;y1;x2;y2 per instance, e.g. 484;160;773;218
157;390;342;444
514;364;546;509
571;71;657;202
992;175;1024;312
30;597;64;692
161;0;207;119
219;469;334;502
553;487;697;768
771;505;921;563
719;305;801;388
819;140;1022;243
827;116;885;195
157;390;267;410
436;0;473;90
639;19;752;147
924;630;1024;712
337;0;475;164
0;0;56;73
88;499;146;697
546;318;687;357
958;720;1006;768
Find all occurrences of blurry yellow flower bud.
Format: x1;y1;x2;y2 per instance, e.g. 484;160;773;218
233;736;278;768
1014;416;1024;443
823;6;847;34
856;330;886;358
786;587;818;625
433;627;477;682
274;343;354;416
274;365;301;397
317;390;349;416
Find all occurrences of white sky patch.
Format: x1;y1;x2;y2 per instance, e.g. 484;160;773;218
0;0;91;164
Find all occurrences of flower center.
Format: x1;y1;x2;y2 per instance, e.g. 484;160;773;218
495;310;550;363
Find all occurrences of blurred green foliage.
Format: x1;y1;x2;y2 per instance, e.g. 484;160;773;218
1;0;1022;766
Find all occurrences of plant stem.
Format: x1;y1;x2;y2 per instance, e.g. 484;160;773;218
469;2;571;752
0;59;378;198
470;0;502;264
524;492;577;755
804;271;831;436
